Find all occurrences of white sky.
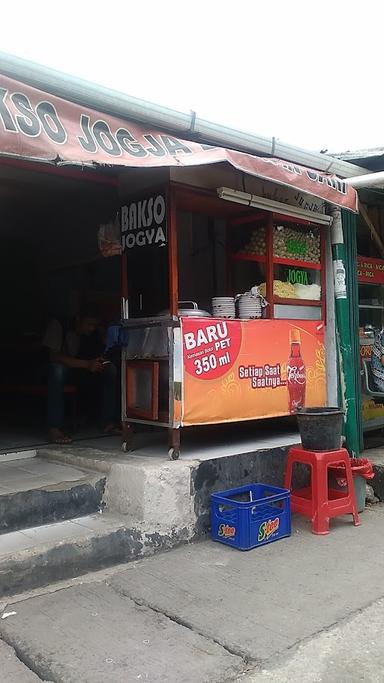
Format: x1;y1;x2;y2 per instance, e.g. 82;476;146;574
1;1;382;155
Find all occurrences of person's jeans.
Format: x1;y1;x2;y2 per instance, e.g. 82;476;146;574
46;363;117;430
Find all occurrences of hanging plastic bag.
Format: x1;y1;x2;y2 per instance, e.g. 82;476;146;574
98;214;121;257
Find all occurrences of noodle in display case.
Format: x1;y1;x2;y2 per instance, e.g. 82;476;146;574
229;211;325;319
273;224;321;264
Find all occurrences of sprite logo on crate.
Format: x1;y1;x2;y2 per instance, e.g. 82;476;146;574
218;523;236;538
258;518;280;542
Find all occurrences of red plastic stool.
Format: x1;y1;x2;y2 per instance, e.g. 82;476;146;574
284;446;361;535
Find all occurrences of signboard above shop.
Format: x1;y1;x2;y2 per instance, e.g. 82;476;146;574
0;71;358;213
121;192;167;251
357;255;384;284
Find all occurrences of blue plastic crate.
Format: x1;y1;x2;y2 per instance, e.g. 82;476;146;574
211;483;291;550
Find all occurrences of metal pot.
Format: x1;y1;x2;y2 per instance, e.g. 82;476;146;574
159;301;211;318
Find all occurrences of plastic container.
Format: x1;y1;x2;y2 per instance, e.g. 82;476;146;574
211;483;291;551
296;407;344;451
353;477;368;513
329;458;374;513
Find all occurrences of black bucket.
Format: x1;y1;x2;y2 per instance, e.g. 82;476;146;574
296;407;344;451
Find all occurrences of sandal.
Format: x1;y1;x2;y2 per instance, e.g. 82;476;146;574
102;424;122;436
48;428;73;445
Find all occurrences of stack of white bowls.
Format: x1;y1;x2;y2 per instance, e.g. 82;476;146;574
236;293;263;319
212;297;236;318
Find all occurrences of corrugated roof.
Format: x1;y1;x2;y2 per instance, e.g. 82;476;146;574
333;147;384;162
0;50;369;179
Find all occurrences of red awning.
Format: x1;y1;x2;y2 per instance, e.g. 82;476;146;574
0;73;358;212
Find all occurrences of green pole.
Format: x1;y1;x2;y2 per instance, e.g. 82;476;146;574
330;207;359;457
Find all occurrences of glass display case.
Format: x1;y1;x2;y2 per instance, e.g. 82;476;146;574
229;213;325;320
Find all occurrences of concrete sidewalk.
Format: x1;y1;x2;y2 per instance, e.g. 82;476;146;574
241;598;384;682
1;506;384;681
0;640;41;682
107;506;384;662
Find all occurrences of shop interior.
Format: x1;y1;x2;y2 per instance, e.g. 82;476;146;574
0;160;328;458
358;206;384;329
0;160;121;452
357;201;384;441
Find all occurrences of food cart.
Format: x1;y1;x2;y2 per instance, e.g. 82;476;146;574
120;182;328;459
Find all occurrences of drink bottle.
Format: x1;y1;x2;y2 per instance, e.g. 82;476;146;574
287;328;306;413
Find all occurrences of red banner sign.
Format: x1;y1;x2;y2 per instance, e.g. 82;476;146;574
0;73;358;212
357;256;384;284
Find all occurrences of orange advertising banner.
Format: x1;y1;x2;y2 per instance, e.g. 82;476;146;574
181;318;326;426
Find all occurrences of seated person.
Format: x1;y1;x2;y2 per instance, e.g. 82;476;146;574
43;304;119;444
371;328;384;392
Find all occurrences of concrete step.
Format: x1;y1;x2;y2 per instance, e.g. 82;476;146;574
0;513;137;598
0;457;106;534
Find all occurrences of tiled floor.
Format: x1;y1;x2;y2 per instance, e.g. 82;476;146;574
0;457;90;495
0;513;123;558
0;427;107;453
0;450;36;464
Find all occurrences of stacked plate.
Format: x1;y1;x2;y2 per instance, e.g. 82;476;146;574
236;293;263;319
212;297;236;318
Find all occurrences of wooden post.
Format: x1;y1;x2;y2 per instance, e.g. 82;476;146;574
225;219;232;297
121;247;128;317
168;185;179;316
320;227;327;323
120;234;134;450
167;185;180;458
266;214;274;318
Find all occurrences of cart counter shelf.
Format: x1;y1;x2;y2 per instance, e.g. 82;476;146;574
120;315;326;459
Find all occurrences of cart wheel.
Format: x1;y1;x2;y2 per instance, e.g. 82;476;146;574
122;441;134;453
168;447;180;461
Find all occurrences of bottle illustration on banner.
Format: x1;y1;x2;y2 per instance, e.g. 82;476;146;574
287;328;306;413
